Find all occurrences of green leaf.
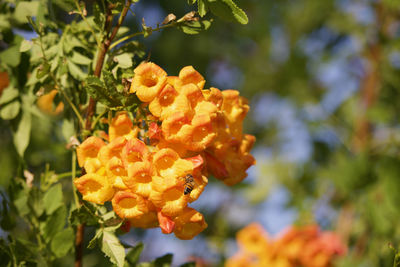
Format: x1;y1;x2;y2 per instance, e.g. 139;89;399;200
178;20;212;35
20;40;33;52
114;53;133;69
36;62;50;79
0;87;19;105
85;76;122;107
42;206;67;241
198;0;209;17
88;228;103;249
0;101;20;120
101;230;125;267
209;0;248;24
179;262;196;267
69;203;99;226
28;186;44;217
70;52;92;65
13;108;32;157
62;118;75;142
154;254;173;267
51;227;74;257
0;45;21;67
126;242;144;265
43;183;63;215
14;1;40;24
67;60;87;80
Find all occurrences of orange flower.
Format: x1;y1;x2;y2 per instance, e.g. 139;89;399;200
98;136;127;165
203;87;223;109
37;89;64;116
125;161;154;198
152;148;193;180
121;138;150;167
179;66;205;90
236;223;270;256
112;191;148;219
129;211;159;229
173;207;207;240
158;211;175;234
74;173;114;204
109;112;138;141
130;62;167;102
150;186;189;217
0;71;10;97
76;136;106;167
105;157;128;190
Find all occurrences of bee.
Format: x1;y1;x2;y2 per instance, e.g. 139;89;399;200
182;174;195;195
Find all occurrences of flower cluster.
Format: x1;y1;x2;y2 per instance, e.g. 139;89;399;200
226;223;346;267
74;62;255;239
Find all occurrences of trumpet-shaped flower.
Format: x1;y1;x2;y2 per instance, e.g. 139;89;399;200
76;136;106;167
109;112;138;141
130;62;167;102
112;191;148;219
173;207;207;240
74;173;114;204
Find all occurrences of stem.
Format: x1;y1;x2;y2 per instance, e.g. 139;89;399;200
109;23;177;50
74;224;85;267
72;150;80;208
91;108;108;129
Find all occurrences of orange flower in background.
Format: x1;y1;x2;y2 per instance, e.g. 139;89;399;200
37;89;64;116
74;62;255;239
227;223;346;267
0;71;10;97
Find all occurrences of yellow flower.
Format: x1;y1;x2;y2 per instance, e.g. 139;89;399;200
109;111;138;141
130;62;167;102
125;161;154;198
76;136;106;167
173;207;207;240
112;191;148;219
74;173;114;204
179;66;205;90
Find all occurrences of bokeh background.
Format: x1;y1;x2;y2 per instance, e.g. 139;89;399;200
2;0;400;266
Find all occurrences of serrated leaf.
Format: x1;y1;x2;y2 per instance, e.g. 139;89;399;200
101;230;125;267
88;228;103;249
43;183;63;215
209;0;248;24
69;204;100;226
0;101;20;120
70;52;92;65
51;227;74;257
20;40;33;52
85;76;122;107
178;20;212;35
126;242;144;265
13;108;31;157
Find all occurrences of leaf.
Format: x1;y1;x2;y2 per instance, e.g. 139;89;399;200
178;20;212;35
20;40;33;52
101;230;125;267
36;62;50;79
62;118;75;142
0;87;19;105
126;242;144;265
154;254;173;267
88;228;103;249
13;108;32;157
13;1;40;24
114;53;133;69
179;262;196;267
70;52;92;65
198;0;209;17
69;203;99;226
42;206;67;241
85;75;122;107
51;227;74;257
0;45;21;67
209;0;248;24
67;60;87;80
0;101;20;120
43;183;63;215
